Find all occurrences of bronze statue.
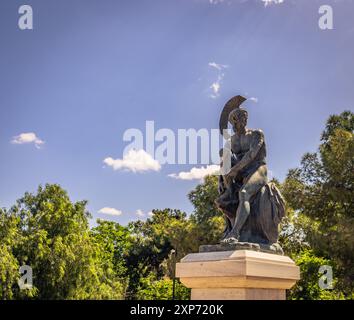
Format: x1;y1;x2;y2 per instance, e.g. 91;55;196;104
213;95;286;254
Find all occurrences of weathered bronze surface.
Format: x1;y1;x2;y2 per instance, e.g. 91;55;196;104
213;95;286;254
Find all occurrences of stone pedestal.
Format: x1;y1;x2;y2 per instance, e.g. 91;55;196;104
176;250;300;300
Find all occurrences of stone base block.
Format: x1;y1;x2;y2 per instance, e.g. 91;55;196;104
176;250;300;300
191;288;285;300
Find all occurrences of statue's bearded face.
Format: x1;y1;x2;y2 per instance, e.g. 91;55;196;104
229;109;248;133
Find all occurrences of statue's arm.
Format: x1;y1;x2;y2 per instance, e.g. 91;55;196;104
228;130;264;177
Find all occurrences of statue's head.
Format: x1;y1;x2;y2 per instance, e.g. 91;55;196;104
228;108;248;133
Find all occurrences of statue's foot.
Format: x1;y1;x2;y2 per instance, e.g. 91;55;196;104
221;231;240;244
221;237;238;244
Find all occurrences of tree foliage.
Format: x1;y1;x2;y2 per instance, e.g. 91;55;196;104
136;273;189;300
188;175;225;245
0;209;20;299
282;111;354;297
0;184;125;299
124;209;197;298
288;249;344;300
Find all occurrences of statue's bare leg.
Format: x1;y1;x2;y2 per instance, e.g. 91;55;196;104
226;165;267;240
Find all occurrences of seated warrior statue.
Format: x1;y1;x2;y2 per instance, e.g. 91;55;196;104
215;96;285;247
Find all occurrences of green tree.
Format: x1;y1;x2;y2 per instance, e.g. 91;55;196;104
4;184;125;299
288;249;344;300
0;209;21;299
282;111;354;297
91;219;131;280
136;272;190;300
188;175;225;245
125;209;195;299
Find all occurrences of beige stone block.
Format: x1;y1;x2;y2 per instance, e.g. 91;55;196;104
191;288;286;300
176;250;300;300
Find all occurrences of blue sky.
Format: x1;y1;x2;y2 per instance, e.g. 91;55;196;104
0;0;353;225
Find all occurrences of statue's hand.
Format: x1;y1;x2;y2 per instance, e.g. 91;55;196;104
225;166;239;181
228;166;241;181
224;173;233;186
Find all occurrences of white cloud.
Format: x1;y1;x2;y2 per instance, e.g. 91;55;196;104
11;132;45;149
136;209;145;217
262;0;284;7
209;0;225;4
103;149;161;173
98;207;123;216
208;62;229;99
168;165;220;181
98;207;153;219
210;74;224;99
208;0;284;7
208;62;228;71
249;97;258;103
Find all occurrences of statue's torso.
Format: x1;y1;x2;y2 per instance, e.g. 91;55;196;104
230;128;267;176
231;130;252;155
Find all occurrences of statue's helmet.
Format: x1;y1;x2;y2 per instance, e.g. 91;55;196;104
219;95;247;138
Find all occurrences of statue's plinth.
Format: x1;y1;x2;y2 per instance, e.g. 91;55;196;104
176;250;300;300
